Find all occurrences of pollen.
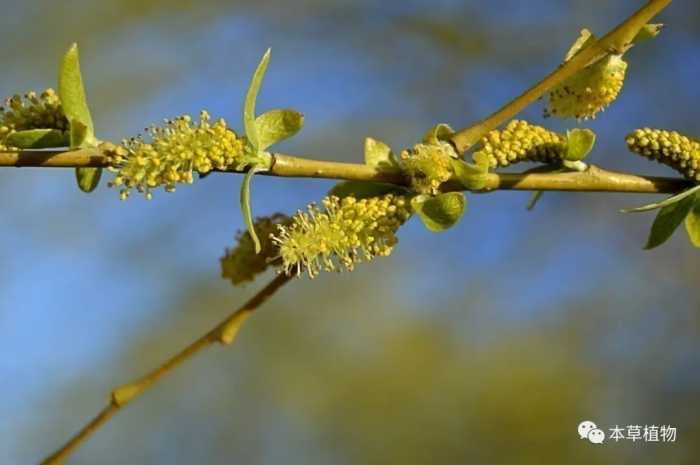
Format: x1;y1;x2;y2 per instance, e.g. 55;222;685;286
272;194;412;278
105;111;246;199
473;120;568;168
0;89;69;149
626;128;700;182
400;141;456;194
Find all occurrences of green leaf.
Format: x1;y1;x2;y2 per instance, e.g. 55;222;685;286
527;191;545;211
565;128;596;161
565;29;596;61
422;123;455;145
5;129;69;149
240;166;266;253
75;167;102;193
329;181;409;199
451;156;489;191
59;43;96;148
684;200;700;248
364;137;400;172
243;48;271;152
621;184;700;214
644;193;697;250
411;192;466;232
255;109;304;150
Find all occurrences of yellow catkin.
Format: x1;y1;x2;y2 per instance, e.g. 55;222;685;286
221;214;291;286
106;111;246;199
473;120;567;168
545;55;627;121
0;89;68;149
400;141;456;194
626;128;700;182
272;194;411;278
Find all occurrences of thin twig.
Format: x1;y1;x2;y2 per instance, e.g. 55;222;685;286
449;0;673;153
0;148;692;194
41;272;292;465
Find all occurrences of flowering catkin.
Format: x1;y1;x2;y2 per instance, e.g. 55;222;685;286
473;120;568;168
221;214;291;285
545;29;627;120
272;194;411;278
106;111;247;200
400;141;456;194
626;128;700;182
0;89;69;149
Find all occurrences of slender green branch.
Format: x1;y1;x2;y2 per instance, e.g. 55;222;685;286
0;148;691;194
41;272;292;465
449;0;672;153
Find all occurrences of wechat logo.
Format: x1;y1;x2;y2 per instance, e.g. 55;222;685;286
579;420;605;444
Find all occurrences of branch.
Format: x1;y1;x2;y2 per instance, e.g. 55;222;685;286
449;0;673;153
1;148;691;194
41;272;292;465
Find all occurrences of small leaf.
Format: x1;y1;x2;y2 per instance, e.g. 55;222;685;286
329;181;409;199
451;158;489;191
644;193;697;250
423;123;455;145
527;191;545;211
243;48;271;152
240;166;266;253
364;137;400;172
255;109;304;150
59;43;96;147
621;184;700;214
565;29;596;61
684;199;700;248
75;167;102;193
70;118;88;149
565;128;596;161
411;192;466;232
5;129;69;149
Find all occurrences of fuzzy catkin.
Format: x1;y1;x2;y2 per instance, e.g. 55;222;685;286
0;89;69;149
545;54;627;121
400;141;456;194
626;128;700;182
472;120;568;168
106;111;247;200
221;214;291;285
272;194;411;278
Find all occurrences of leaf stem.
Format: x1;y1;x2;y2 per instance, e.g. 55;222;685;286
41;272;292;465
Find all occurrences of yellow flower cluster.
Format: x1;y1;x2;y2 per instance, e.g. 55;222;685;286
626;128;700;182
220;214;291;286
545;55;627;120
272;194;411;278
400;141;456;194
0;89;68;149
106;111;247;200
473;120;567;168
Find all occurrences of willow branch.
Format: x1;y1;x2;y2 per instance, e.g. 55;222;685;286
1;148;691;194
41;272;292;465
449;0;673;153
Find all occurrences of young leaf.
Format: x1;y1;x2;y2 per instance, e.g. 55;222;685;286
633;24;663;45
451;153;489;191
411;192;466;232
565;128;596;161
75;167;102;193
422;123;455;146
684;199;700;248
644;193;697;250
243;48;271;152
255;109;304;150
621;184;700;214
329;181;409;200
5;129;69;149
364;137;399;172
240;166;266;254
59;43;96;147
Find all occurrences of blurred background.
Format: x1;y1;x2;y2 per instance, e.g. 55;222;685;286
1;0;699;464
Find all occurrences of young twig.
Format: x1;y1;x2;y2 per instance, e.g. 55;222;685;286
41;272;292;465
